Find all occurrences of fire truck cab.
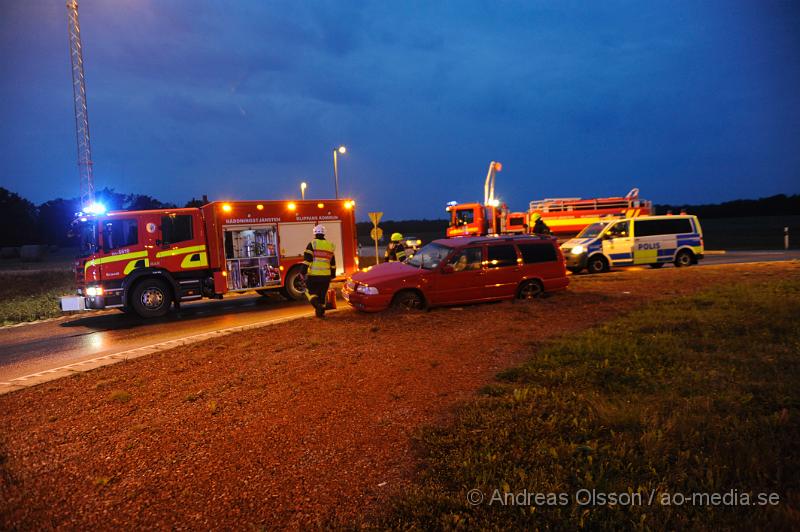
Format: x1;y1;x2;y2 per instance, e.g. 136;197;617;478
446;202;507;237
61;199;358;318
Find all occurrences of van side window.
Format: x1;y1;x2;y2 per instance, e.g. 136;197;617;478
518;243;557;263
103;219;138;250
162;215;194;245
636;218;693;237
448;247;483;272
487;245;518;268
607;221;629;238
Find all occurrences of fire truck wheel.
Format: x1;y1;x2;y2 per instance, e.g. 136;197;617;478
517;279;544;300
391;290;425;311
587;255;609;274
280;267;307;301
130;278;173;318
674;250;694;267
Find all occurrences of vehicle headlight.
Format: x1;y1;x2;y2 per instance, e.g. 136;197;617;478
356;285;379;295
571;245;585;255
86;285;103;297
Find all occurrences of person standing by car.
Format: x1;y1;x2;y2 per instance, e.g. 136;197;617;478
531;213;552;235
301;225;336;318
385;232;407;262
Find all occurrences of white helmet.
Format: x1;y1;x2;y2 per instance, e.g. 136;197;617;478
313;224;326;235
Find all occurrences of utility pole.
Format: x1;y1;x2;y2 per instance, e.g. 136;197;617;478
66;0;94;210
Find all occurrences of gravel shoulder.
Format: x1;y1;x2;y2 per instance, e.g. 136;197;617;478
1;262;798;529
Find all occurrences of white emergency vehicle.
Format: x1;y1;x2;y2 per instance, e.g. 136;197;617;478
561;215;704;274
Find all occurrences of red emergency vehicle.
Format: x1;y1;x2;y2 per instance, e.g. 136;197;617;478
61;199;358;318
447;187;652;239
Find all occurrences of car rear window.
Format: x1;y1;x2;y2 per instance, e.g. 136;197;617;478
518;243;557;263
487;245;518;268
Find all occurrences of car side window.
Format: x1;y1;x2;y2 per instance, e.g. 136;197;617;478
518;243;557;263
607;221;629;238
449;247;483;272
487;245;518;268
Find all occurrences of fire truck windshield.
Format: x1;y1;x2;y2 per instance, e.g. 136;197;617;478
577;222;609;239
452;209;474;226
77;219;99;257
406;242;451;269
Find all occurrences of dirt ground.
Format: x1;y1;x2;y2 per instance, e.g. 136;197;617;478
1;262;798;529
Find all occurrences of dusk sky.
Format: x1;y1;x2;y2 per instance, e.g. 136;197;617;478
1;0;798;220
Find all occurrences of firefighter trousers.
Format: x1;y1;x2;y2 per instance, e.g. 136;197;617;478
305;275;331;317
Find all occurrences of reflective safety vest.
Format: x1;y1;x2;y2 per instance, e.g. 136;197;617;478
308;239;335;276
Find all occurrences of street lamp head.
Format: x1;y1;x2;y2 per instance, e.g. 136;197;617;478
300;182;307;189
337;145;347;154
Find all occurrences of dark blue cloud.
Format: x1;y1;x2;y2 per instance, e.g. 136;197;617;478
1;0;798;220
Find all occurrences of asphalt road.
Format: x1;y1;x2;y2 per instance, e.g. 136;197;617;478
0;293;317;382
1;250;798;383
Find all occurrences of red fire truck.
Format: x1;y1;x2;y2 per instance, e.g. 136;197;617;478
445;162;652;239
60;199;359;318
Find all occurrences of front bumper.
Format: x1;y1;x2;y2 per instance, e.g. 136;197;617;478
341;284;392;312
564;251;588;270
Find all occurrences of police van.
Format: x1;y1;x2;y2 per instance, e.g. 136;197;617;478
561;215;704;274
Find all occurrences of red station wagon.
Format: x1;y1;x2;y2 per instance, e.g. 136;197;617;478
342;235;569;312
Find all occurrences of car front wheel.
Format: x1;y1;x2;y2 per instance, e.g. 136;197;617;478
391;290;425;311
587;255;609;274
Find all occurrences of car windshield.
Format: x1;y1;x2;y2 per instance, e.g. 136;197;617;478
76;219;99;257
406;242;452;270
577;222;609;239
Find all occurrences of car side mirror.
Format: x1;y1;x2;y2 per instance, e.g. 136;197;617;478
441;264;454;274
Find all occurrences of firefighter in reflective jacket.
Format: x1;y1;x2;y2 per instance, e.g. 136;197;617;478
531;213;552;235
301;225;336;318
385;232;407;262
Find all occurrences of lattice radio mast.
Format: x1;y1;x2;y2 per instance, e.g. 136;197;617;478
66;0;94;210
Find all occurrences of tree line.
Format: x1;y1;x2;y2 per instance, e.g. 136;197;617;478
1;187;797;247
0;187;208;247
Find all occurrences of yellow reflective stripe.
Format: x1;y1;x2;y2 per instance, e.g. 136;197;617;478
156;244;207;258
180;252;208;269
85;251;148;273
123;257;150;275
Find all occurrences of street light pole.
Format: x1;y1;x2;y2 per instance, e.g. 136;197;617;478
301;182;307;200
332;145;346;199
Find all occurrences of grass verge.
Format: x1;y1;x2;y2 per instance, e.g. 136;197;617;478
377;278;800;529
0;271;75;326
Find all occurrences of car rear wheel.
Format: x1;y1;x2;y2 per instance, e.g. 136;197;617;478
391;290;425;311
130;278;172;318
517;279;544;300
674;250;694;267
280;266;306;301
587;255;609;274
